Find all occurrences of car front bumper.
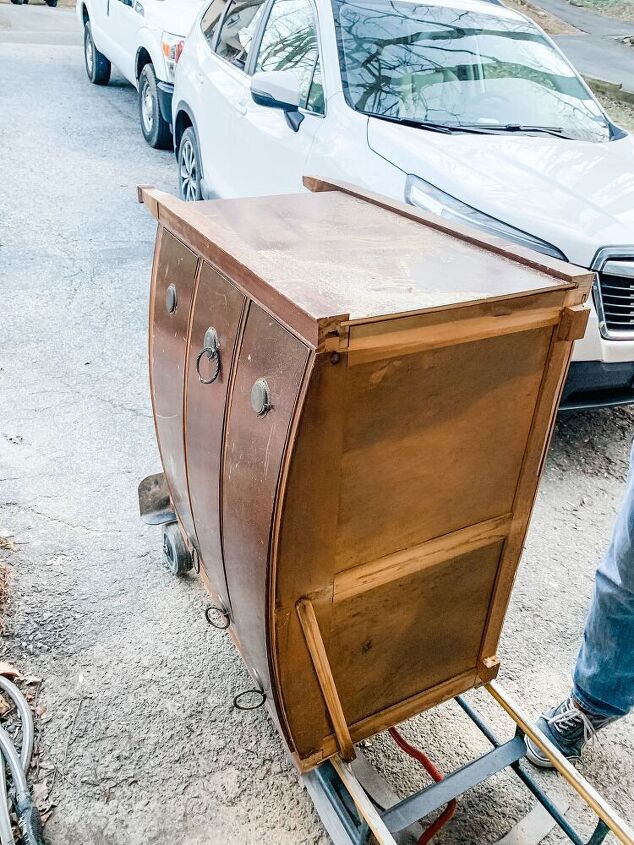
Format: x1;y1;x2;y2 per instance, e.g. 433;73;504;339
560;360;634;412
157;81;174;127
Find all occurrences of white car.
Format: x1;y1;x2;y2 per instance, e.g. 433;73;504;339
172;0;634;410
77;0;203;148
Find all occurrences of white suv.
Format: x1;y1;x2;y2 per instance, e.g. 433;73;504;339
77;0;203;148
172;0;634;410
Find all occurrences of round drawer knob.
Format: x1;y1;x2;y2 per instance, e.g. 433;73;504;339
165;284;177;314
251;378;271;416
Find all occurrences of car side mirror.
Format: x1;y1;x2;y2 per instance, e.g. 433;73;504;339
250;70;304;132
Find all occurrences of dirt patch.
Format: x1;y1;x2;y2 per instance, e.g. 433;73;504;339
0;565;9;631
594;88;634;130
0;538;16;631
503;0;582;33
569;0;634;23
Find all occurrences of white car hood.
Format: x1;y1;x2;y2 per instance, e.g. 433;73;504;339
368;118;634;267
145;0;203;37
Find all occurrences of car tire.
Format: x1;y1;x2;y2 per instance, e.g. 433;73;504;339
138;64;172;150
45;0;58;6
84;21;110;85
178;126;203;202
10;0;25;5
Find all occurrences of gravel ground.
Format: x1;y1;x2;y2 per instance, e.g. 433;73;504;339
0;7;632;845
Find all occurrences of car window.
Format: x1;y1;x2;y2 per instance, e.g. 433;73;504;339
306;56;324;114
201;0;228;48
254;0;324;114
215;0;267;70
330;0;610;143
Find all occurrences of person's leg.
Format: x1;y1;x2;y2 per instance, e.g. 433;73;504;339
573;440;634;719
526;440;634;767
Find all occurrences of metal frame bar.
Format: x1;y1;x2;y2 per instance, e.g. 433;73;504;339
455;696;608;845
486;682;634;845
303;682;634;845
381;736;525;832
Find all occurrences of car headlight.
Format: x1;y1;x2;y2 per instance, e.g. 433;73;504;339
162;32;185;83
405;175;567;261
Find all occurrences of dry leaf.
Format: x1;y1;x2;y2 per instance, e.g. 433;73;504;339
0;662;22;679
0;695;10;716
31;780;49;807
35;705;48;718
0;538;17;553
22;675;41;685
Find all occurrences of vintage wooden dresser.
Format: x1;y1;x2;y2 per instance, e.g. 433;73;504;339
138;178;592;772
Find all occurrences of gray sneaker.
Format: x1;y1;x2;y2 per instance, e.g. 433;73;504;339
524;695;617;768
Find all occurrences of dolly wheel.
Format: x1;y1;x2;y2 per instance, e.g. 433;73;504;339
162;522;192;576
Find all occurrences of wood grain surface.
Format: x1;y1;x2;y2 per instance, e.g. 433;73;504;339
185;262;246;609
149;227;199;544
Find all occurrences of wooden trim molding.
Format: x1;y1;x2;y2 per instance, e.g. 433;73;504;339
296;598;356;762
334;514;512;604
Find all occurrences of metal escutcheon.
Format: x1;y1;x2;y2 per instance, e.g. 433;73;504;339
250;378;271;416
196;327;220;384
165;284;177;314
233;689;267;710
205;604;230;630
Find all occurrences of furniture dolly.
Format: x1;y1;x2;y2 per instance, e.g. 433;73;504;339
302;681;633;845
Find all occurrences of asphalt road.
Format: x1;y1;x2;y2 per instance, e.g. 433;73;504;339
0;5;632;845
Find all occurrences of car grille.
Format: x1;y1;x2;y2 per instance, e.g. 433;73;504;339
595;258;634;340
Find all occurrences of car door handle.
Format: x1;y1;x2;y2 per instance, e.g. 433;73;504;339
235;101;247;116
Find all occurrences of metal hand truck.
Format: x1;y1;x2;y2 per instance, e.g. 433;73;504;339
303;682;633;845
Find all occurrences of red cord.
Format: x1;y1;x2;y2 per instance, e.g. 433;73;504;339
388;727;457;845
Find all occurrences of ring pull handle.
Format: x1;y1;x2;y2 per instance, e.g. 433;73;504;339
205;604;231;630
196;327;221;385
233;689;267;710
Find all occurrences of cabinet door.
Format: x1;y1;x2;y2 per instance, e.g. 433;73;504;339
223;303;309;688
185;263;246;607
149;227;199;542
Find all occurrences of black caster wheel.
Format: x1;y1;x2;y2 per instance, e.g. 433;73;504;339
162;522;192;576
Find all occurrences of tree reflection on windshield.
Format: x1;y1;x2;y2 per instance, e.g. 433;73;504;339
332;0;611;142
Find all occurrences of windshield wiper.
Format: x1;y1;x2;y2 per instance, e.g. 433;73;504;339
370;114;576;139
369;114;489;135
459;124;573;139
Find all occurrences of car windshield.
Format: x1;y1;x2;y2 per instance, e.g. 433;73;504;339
331;0;612;142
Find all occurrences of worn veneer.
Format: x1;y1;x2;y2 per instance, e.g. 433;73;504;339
139;177;592;772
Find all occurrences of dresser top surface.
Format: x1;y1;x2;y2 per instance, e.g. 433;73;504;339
143;184;591;330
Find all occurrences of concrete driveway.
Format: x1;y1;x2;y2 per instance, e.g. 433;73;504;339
0;5;632;844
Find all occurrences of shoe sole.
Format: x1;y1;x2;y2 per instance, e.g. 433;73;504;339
524;739;581;769
524;743;555;769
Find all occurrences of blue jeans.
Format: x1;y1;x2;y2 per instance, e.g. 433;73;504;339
573;440;634;719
